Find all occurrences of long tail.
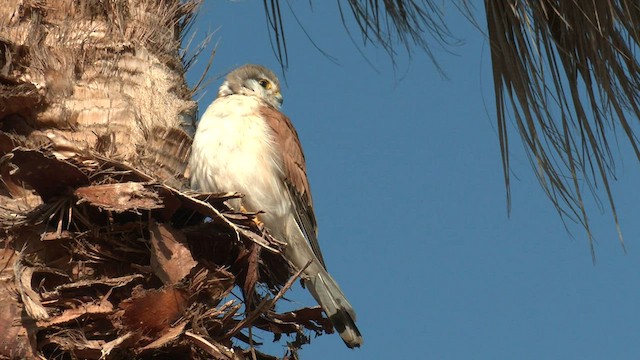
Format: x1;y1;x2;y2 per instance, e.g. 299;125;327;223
306;266;363;348
281;213;362;347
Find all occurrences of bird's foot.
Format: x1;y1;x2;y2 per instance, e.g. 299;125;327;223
240;205;264;228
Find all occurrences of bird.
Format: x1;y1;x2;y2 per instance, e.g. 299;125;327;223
189;64;362;348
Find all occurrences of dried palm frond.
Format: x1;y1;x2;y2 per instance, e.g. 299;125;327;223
262;0;458;71
0;143;333;359
263;1;640;254
484;0;640;257
0;1;334;358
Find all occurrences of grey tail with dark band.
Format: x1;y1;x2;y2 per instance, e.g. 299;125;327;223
306;266;363;348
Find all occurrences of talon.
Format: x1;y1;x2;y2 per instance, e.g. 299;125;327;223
252;215;263;228
240;205;263;227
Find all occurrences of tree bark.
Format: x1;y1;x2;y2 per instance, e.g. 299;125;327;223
0;0;196;178
0;2;328;359
1;1;194;358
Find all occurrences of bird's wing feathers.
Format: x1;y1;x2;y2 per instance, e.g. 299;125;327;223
259;105;326;268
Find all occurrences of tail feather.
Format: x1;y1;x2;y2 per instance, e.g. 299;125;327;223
307;268;363;348
282;214;362;347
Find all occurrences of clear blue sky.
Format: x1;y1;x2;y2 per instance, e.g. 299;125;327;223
185;2;640;359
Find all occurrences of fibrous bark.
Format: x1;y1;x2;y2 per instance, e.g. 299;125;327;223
0;1;332;359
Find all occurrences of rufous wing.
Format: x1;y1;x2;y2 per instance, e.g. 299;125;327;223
259;105;326;267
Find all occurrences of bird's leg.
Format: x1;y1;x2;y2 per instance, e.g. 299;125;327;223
240;205;264;228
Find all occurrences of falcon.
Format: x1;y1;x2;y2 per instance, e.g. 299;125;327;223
189;64;362;348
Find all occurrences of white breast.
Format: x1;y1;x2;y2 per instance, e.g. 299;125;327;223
189;95;290;228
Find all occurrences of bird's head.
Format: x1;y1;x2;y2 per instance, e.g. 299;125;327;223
218;64;283;109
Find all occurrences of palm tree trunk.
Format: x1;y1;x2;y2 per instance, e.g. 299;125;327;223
1;0;196;357
0;0;196;177
1;2;329;358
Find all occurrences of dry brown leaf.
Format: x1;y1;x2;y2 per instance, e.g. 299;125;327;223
100;332;135;359
0;268;36;358
139;320;188;351
255;307;332;335
0;1;333;358
9;149;89;201
120;286;189;336
40;333;105;360
1;122;328;358
185;331;241;360
176;189;283;253
188;267;234;302
149;219;197;285
75;182;163;212
65;341;104;360
36;298;114;327
13;255;49;320
40;230;74;241
48;274;144;295
235;241;261;307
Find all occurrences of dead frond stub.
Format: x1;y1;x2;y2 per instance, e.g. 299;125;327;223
0;139;335;359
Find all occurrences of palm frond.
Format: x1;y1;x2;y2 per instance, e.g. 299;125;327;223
340;0;457;66
485;0;640;256
260;0;640;254
263;0;458;72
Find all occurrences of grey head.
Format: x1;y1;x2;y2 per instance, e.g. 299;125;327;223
218;64;283;109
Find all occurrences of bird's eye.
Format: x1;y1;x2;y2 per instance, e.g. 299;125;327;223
258;79;271;89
